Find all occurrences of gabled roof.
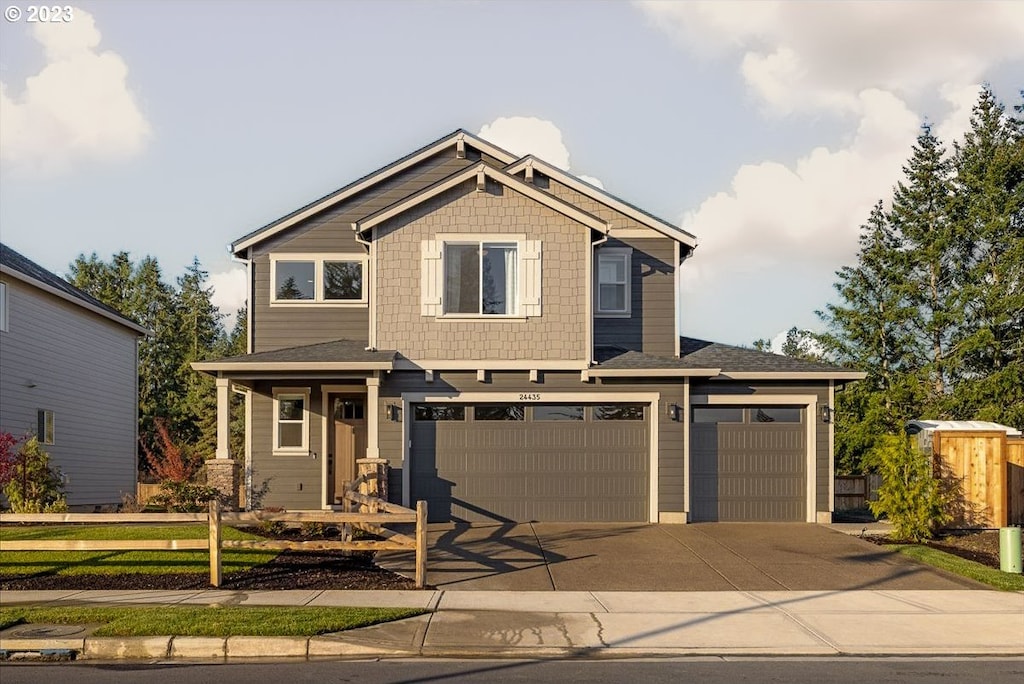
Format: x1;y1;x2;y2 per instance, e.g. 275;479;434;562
678;336;865;380
232;129;518;254
192;339;396;374
353;163;608;234
505;156;698;248
0;243;147;335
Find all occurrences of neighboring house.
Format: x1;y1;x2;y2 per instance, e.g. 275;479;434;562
0;243;146;508
194;130;864;523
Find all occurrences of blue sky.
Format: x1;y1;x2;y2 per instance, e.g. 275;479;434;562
2;1;1022;348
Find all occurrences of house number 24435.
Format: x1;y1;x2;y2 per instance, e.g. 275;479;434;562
518;393;541;401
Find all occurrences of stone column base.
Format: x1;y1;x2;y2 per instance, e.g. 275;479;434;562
205;459;240;510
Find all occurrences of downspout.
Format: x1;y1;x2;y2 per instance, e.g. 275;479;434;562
675;245;696;358
589;231;609;366
352;225;375;351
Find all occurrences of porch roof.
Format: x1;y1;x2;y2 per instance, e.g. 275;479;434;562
191;339;397;374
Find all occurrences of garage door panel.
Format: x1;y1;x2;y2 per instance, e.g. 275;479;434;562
411;402;649;522
690;406;806;522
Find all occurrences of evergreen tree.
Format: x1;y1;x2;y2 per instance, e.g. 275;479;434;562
947;86;1024;427
889;124;956;407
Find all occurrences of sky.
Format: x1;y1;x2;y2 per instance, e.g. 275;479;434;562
1;1;1022;350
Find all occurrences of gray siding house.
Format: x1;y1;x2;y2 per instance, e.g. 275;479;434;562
0;244;146;508
195;130;863;523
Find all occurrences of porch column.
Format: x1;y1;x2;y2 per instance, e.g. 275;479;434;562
366;376;380;458
216;376;231;459
206;375;239;509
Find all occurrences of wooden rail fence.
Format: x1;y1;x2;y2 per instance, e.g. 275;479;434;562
0;498;428;588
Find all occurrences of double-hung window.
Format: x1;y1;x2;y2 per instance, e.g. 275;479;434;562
271;254;367;305
37;409;55;445
595;248;631;316
443;242;519;315
273;390;309;453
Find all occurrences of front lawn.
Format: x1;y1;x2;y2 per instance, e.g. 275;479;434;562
887;544;1024;592
0;605;425;637
0;525;277;575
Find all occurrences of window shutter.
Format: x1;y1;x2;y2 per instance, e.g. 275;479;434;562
521;240;542;317
421;240;442;316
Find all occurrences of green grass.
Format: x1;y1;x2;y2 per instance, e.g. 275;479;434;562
0;525;277;575
888;544;1024;592
0;605;426;637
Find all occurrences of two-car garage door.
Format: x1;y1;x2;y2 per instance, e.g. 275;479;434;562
690;405;808;522
409;402;649;523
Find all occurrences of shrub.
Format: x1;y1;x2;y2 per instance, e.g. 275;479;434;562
3;437;68;513
257;506;286;536
300;521;329;538
140;418;200;483
868;433;951;542
0;431;23;486
150;481;220;513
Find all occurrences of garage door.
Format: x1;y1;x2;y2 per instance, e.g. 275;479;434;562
409;402;649;522
690;405;807;522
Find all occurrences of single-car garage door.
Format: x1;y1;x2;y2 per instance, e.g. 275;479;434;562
409;402;649;522
690;405;807;522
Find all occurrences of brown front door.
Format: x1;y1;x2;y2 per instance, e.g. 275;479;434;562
327;395;367;504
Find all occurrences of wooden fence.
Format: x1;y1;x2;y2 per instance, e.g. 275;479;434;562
834;474;881;511
933;431;1024;528
0;497;428;588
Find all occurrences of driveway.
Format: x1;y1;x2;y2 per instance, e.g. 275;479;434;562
377;523;985;591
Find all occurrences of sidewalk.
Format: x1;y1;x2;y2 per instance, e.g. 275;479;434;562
2;588;1022;659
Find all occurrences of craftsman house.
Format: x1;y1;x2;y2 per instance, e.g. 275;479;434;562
0;243;146;508
194;130;863;523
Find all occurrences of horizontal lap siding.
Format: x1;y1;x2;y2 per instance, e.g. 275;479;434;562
251;152;475;352
544;181;677;357
0;279;137;506
250;383;324;509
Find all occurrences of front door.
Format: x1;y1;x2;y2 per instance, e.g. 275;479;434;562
327;395;367;505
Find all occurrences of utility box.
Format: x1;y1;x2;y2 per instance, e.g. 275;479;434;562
906;421;1024;528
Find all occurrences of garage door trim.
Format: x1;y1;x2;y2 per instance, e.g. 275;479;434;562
400;391;661;522
688;393;817;522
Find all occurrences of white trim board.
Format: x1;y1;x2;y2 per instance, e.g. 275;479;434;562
400;391;662;523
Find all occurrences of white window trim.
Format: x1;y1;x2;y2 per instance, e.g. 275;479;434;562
38;409;55;445
439;235;524;319
270;253;369;306
273;388;310;454
595;247;632;318
0;281;8;332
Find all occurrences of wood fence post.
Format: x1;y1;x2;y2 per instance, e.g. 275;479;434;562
415;500;428;589
209;499;222;587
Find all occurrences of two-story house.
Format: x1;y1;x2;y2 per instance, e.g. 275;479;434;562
1;243;146;509
194;130;863;524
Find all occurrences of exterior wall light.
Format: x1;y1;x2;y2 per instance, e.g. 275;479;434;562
386;404;403;422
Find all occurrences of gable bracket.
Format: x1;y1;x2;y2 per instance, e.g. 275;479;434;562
476;164;486;192
456;133;466;159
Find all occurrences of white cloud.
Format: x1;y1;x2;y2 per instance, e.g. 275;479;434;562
0;8;151;175
209;266;248;331
637;1;1024;115
477;116;604;187
680;88;920;290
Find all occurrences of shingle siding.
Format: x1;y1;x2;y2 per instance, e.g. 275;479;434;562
374;180;588;361
0;277;137;506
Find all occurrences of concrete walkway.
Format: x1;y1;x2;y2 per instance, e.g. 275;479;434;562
2;588;1022;659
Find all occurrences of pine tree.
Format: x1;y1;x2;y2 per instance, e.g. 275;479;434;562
947;86;1024;427
889;124;956;408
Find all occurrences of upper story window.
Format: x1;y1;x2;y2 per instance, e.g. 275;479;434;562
421;236;542;318
444;242;518;315
595;248;632;317
270;254;367;306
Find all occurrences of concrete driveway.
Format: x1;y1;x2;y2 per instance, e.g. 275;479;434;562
378;523;985;591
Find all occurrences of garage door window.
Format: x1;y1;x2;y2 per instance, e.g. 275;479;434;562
692;407;744;423
414;405;466;421
533;404;584;421
474;405;525;421
752;407;802;423
593;404;644;420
